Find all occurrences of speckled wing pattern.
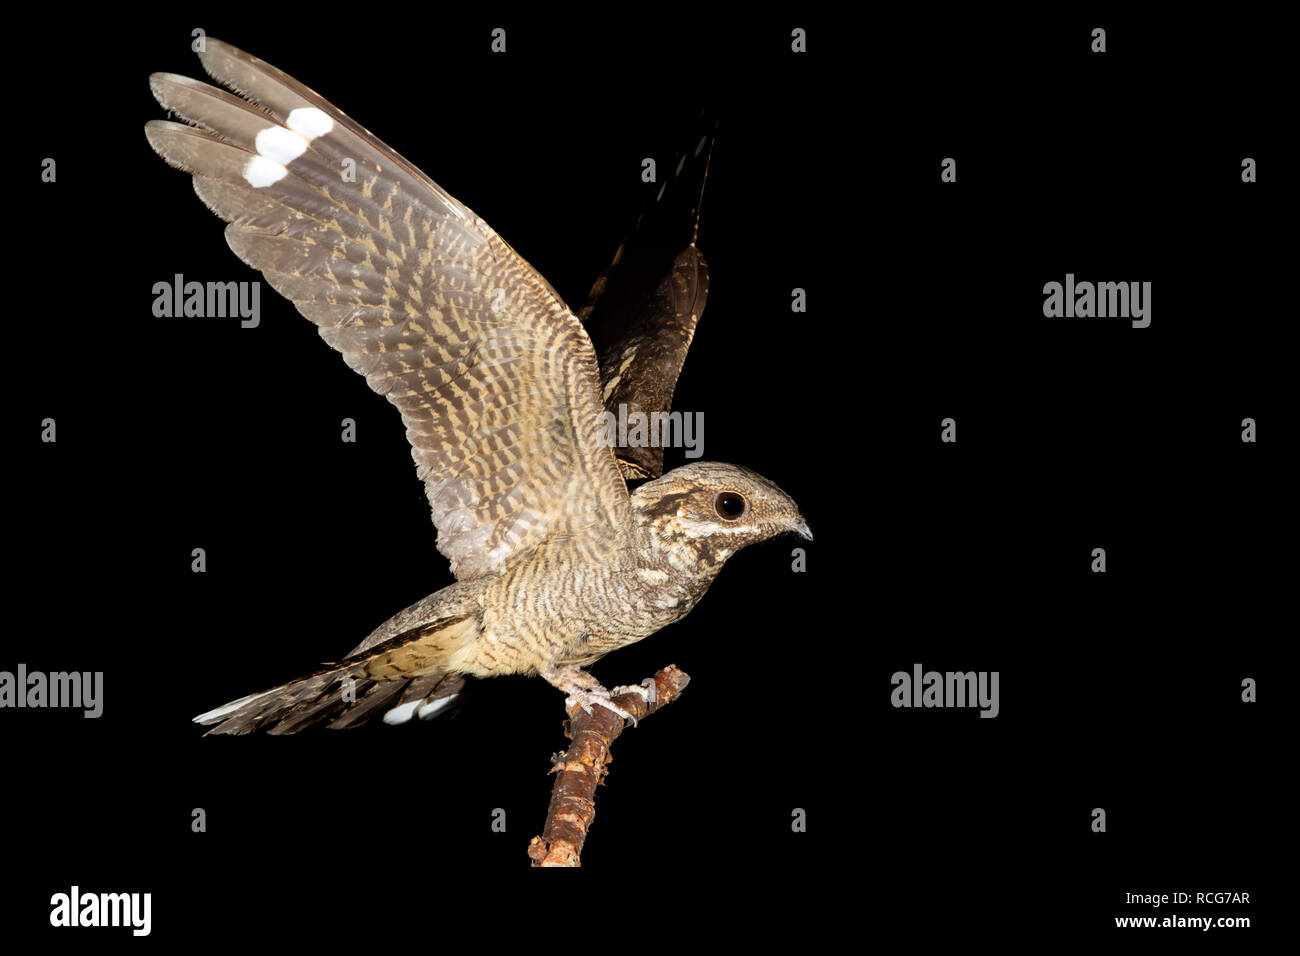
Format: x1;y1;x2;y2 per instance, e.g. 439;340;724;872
145;39;630;580
579;113;715;479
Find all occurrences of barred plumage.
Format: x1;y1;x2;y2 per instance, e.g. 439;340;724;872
149;40;808;734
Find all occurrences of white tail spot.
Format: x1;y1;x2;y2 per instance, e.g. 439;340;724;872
194;688;275;723
382;699;423;725
418;695;457;720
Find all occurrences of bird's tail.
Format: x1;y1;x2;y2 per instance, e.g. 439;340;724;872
194;616;474;735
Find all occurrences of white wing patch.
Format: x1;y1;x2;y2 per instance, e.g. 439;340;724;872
242;154;288;188
254;125;309;164
286;106;334;138
241;107;333;188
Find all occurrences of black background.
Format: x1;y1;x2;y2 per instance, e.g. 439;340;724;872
8;7;1284;944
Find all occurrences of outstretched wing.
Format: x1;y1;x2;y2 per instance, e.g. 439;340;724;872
146;39;629;580
579;113;715;479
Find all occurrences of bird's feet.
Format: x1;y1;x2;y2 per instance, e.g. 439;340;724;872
540;664;639;725
567;690;638;726
611;678;658;706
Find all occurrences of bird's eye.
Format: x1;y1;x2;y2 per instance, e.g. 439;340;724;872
714;492;747;520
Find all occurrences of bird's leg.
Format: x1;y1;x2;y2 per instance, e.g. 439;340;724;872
539;664;638;724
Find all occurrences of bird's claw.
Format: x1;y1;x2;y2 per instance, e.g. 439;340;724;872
545;664;641;726
565;689;639;726
611;678;658;706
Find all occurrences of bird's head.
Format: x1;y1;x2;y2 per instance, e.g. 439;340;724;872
629;461;811;570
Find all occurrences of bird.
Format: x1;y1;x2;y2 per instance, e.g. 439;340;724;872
144;38;810;734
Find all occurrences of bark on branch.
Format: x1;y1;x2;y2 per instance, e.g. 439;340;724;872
527;664;690;867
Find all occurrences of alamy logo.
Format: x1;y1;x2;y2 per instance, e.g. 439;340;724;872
599;403;703;458
0;664;103;718
890;664;1000;718
1043;273;1151;328
152;273;261;328
49;886;151;936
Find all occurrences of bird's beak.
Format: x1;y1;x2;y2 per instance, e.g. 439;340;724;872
784;516;813;541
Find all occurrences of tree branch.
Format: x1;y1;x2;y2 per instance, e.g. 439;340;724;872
527;664;690;867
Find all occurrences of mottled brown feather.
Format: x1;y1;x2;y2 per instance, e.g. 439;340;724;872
146;40;630;581
580;114;715;478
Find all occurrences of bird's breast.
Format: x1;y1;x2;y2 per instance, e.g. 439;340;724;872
454;550;716;673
